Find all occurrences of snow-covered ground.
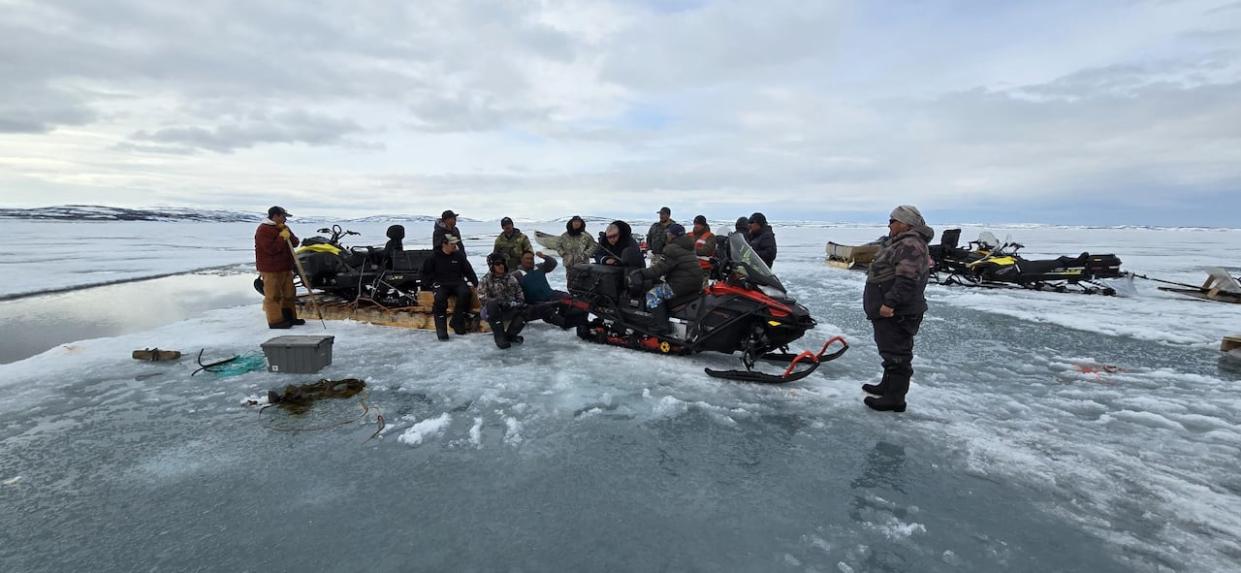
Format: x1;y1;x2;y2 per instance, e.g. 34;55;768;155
2;220;1240;572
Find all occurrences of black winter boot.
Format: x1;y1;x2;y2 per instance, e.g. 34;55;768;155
268;320;293;329
433;315;450;341
862;373;889;396
490;320;511;349
864;371;909;412
505;316;526;345
649;303;671;334
864;395;906;412
282;308;306;326
450;315;469;335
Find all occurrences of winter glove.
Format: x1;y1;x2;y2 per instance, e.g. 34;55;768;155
278;227;291;240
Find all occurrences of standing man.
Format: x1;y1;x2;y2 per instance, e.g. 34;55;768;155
421;236;479;341
255;206;303;329
433;209;464;252
646;206;676;262
747;212;778;268
557;215;597;268
690;215;716;272
862;205;934;413
493;216;533;271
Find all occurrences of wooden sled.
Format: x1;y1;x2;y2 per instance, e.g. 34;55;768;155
1158;268;1241;305
295;291;490;332
825;242;880;270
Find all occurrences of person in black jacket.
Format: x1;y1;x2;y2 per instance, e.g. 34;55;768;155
634;224;703;333
432;210;464;253
747;212;777;268
861;205;934;413
420;235;479;340
592;220;645;268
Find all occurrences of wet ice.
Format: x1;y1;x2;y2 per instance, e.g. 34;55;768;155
1;221;1240;572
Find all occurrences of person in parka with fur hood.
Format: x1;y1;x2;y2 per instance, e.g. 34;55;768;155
861;205;934;413
557;215;597;268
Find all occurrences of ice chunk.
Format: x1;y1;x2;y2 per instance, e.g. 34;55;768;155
397;413;452;447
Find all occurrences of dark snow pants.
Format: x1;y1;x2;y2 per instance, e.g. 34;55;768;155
871;315;923;400
432;283;473;328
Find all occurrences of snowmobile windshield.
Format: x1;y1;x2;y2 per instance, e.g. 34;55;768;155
728;233;785;292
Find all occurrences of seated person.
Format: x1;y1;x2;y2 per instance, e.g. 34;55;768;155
592;220;645;268
515;251;584;329
634;224;704;333
420;236;478;340
478;252;527;350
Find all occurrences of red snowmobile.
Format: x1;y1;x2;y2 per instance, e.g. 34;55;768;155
567;234;847;383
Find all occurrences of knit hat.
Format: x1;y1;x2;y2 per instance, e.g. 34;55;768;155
666;223;686;238
693;215;707;225
889;205;926;227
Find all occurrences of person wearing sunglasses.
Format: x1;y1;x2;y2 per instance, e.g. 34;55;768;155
592;220;645;268
862;205;935;413
479;252;527;349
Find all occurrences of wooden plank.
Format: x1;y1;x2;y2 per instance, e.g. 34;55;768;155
294;292;489;332
1223;335;1241;353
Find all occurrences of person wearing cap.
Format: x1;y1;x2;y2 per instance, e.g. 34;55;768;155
646;207;676;262
634;223;704;333
556;215;597;268
690;215;716;272
715;216;750;264
492;216;533;272
861;205;935;413
420;235;479;341
254;206;303;329
746;212;778;268
433;209;464;253
734;216;749;234
479;252;527;349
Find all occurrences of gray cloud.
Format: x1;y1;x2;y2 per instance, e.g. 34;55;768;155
128;110;367;153
1;0;1239;226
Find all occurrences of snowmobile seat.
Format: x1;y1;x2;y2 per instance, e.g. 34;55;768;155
666;292;700;320
1017;254;1088;276
940;229;961;250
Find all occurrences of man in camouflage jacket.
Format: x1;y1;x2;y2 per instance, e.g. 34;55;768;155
479;252;527;349
862;205;934;412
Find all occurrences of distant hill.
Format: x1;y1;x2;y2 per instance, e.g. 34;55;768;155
0;204;263;222
0;205;479;223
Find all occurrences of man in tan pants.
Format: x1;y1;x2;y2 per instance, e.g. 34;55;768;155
255;206;304;329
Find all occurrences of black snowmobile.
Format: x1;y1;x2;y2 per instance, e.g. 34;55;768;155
255;224;433;307
567;233;848;383
930;229;1124;295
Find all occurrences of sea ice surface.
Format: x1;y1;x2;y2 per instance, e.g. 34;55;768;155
1;220;1239;572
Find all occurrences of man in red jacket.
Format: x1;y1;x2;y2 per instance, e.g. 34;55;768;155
255;206;303;329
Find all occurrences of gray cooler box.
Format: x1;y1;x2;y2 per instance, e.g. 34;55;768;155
261;335;335;374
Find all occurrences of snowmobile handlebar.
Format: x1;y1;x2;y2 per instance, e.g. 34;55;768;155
312;224;361;245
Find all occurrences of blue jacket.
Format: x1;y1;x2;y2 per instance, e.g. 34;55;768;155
517;255;558;303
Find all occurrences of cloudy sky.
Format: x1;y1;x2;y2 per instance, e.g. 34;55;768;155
2;0;1239;225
